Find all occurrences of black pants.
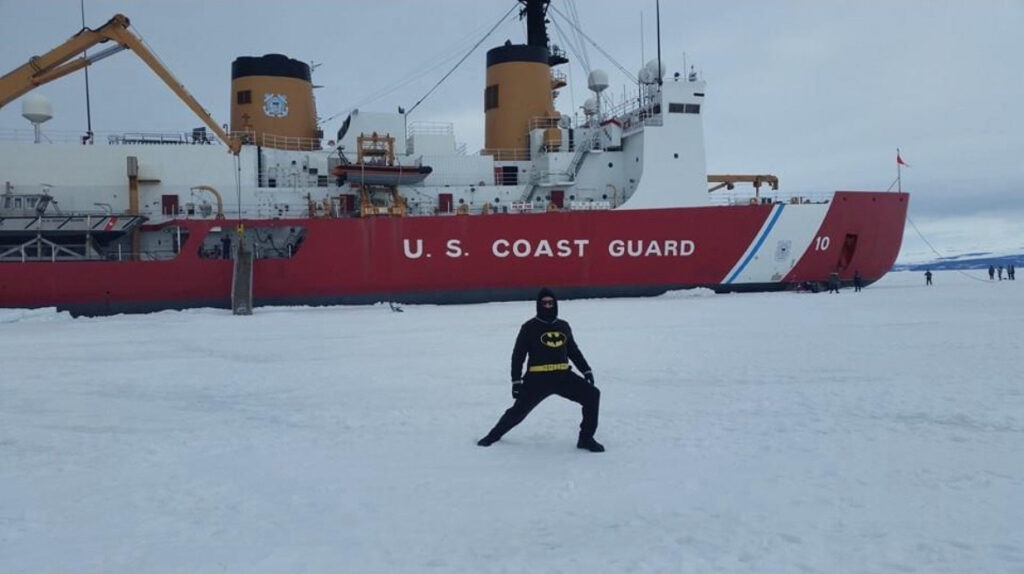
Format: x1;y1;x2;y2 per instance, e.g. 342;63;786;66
486;372;600;441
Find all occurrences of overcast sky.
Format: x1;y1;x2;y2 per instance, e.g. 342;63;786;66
1;1;1022;257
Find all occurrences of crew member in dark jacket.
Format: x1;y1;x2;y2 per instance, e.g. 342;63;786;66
478;288;604;452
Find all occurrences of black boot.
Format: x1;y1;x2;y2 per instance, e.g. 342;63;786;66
576;437;605;452
477;434;500;447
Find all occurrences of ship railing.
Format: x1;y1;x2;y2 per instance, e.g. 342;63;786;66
407;121;454;137
603;97;664;134
509;201;538;213
708;191;835;206
528;116;563;131
258;133;323;151
0;128;239;147
0;128;89;144
229;129;257;145
111;132;191;145
0;242;186;263
482;148;532;162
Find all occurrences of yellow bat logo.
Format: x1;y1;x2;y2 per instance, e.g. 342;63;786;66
540;331;566;348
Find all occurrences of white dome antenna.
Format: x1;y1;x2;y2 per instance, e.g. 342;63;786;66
22;94;53;144
587;69;609;94
638;67;656;86
644;59;665;83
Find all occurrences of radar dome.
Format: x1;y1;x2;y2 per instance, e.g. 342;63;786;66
582;97;598;116
587;69;609;93
644;59;665;82
638;68;656;85
21;94;53;124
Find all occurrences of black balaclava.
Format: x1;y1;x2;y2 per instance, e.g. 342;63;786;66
536;287;558;322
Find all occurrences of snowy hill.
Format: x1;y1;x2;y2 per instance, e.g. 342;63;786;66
894;250;1024;272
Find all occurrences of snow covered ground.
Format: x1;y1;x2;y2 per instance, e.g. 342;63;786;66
1;270;1021;573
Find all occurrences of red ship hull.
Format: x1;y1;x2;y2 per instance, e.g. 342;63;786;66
0;192;907;316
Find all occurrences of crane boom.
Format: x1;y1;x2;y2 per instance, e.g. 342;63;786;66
0;14;241;154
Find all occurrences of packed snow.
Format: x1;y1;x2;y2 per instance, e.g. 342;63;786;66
1;270;1021;573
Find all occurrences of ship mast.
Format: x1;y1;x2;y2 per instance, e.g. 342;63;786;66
520;0;551;49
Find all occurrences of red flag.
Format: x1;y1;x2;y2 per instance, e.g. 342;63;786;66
897;152;909;167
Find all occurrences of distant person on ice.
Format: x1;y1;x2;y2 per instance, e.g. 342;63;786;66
989;265;995;280
477;288;604;452
853;270;863;292
828;272;841;294
221;233;232;260
998;266;1004;281
925;269;933;286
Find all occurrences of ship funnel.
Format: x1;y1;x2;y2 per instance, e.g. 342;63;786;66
230;54;320;150
484;0;564;159
483;43;560;159
21;94;53;144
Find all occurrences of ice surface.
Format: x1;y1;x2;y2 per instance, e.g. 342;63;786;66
1;271;1021;573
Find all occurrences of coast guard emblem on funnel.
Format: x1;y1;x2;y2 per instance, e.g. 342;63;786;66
263;93;289;118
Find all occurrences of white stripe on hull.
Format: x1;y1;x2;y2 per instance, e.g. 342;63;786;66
721;203;831;284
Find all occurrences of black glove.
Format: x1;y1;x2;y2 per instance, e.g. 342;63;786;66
512;380;523;399
584;371;595;385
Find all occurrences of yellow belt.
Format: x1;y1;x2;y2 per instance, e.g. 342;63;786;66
528;363;570;373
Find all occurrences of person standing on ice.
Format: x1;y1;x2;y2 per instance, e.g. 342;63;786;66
989;265;996;280
477;288;604;452
221;233;232;261
828;272;841;294
925;269;933;286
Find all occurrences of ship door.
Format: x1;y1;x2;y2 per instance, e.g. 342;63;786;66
438;193;453;214
161;195;179;216
339;194;356;214
550;190;565;208
837;233;859;271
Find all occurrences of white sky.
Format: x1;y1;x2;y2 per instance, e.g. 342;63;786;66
1;270;1021;572
1;1;1022;257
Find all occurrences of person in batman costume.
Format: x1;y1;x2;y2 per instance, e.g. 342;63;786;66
477;288;604;452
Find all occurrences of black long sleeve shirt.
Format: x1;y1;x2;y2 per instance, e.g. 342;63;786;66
511;317;591;381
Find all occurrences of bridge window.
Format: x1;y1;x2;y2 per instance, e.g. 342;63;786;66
237;90;252;105
669;103;701;114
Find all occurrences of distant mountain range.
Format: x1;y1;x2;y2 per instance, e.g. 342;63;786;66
894;251;1024;272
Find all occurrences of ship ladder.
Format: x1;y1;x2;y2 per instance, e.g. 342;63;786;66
231;237;254;316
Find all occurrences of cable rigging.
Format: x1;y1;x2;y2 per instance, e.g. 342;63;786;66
406;3;519;117
320;4;517;126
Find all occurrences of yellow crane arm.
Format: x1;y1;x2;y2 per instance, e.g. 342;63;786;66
0;14;241;155
707;174;779;193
